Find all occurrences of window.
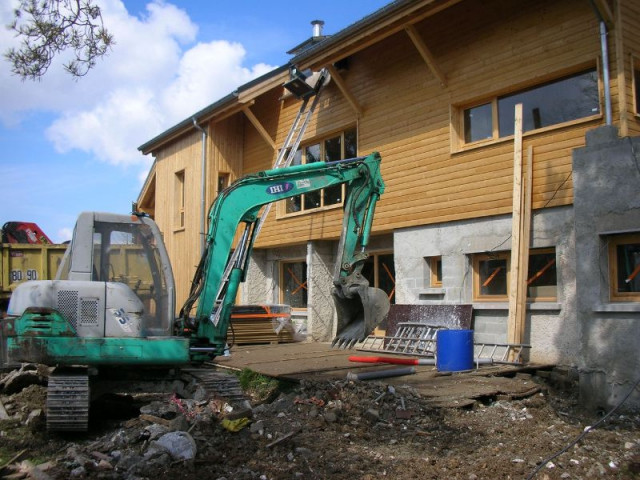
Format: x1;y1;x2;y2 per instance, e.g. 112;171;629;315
174;170;185;229
361;252;395;304
284;128;357;215
460;69;600;147
474;253;509;300
634;62;640;115
427;256;442;287
280;261;308;309
609;233;640;302
473;249;557;301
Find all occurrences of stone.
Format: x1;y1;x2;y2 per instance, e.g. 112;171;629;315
153;431;197;461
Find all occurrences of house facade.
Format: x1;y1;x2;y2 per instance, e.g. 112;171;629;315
138;0;640;410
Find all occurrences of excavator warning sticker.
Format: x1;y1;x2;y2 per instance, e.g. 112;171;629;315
266;182;294;195
296;179;311;188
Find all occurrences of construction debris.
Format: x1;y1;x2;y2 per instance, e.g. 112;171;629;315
0;364;639;479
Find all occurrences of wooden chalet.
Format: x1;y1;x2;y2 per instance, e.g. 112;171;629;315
138;0;640;410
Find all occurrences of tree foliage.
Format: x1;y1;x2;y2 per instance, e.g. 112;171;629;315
5;0;114;80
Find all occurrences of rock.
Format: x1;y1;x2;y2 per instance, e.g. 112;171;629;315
69;466;86;477
144;423;170;440
364;409;380;424
324;410;338;423
153;431;197;461
140;400;177;418
250;420;265;435
0;367;46;395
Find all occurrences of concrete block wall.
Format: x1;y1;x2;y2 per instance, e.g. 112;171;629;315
394;207;577;364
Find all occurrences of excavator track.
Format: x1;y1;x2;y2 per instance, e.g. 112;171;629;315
46;370;90;431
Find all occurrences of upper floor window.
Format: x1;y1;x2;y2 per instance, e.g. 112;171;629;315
609;233;640;302
174;170;185;229
284;128;357;215
460;69;600;146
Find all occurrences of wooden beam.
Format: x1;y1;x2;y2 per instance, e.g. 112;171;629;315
326;64;363;117
242;106;276;149
404;24;447;87
507;103;524;347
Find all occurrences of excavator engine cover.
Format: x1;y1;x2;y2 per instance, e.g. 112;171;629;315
331;275;390;348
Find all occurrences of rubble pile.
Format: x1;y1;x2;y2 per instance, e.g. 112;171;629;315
1;367;639;480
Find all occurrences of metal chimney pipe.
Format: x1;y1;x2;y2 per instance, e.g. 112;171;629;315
311;20;324;38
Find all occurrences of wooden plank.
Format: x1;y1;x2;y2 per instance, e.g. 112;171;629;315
507;104;524;346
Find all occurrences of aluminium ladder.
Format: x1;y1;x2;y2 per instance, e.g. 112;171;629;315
209;69;330;326
357;322;530;365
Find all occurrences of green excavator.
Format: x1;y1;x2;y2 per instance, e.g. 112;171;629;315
2;152;388;430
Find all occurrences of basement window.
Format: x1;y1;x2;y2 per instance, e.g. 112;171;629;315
609;233;640;302
280;260;308;309
456;68;600;148
426;256;442;287
361;252;396;304
283;128;357;216
473;248;557;301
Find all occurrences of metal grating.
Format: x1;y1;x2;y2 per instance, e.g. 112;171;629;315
57;290;78;329
79;298;99;326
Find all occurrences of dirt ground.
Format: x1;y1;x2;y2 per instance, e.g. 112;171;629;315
1;365;640;480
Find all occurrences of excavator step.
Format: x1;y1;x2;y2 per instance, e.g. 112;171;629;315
183;368;249;406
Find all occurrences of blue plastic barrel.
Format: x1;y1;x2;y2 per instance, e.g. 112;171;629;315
436;329;474;372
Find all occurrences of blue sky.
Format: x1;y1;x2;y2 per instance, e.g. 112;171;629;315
0;0;389;243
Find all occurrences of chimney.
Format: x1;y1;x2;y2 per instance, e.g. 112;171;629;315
311;20;325;38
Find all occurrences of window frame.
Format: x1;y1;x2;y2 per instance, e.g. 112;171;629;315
472;248;558;302
608;232;640;302
428;256;443;288
279;260;308;310
279;127;357;218
174;170;185;231
473;252;510;301
361;251;395;304
452;65;602;152
632;54;640;117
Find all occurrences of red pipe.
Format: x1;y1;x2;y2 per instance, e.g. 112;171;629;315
349;355;422;365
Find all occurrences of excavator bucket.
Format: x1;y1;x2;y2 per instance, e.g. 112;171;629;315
331;282;390;349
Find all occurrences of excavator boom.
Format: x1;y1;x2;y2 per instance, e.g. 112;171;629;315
181;152;388;356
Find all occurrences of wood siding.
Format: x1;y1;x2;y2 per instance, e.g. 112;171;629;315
252;0;608;247
144;0;640;307
152;130;203;308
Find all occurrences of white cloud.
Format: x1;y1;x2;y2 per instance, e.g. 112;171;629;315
57;228;73;244
1;0;277;166
162;41;274;121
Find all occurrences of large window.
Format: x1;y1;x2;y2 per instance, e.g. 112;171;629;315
460;69;600;146
609;233;640;302
284;128;357;215
473;249;557;302
361;252;395;304
280;261;308;309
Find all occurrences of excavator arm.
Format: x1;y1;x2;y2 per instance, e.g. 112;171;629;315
180;152;388;358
